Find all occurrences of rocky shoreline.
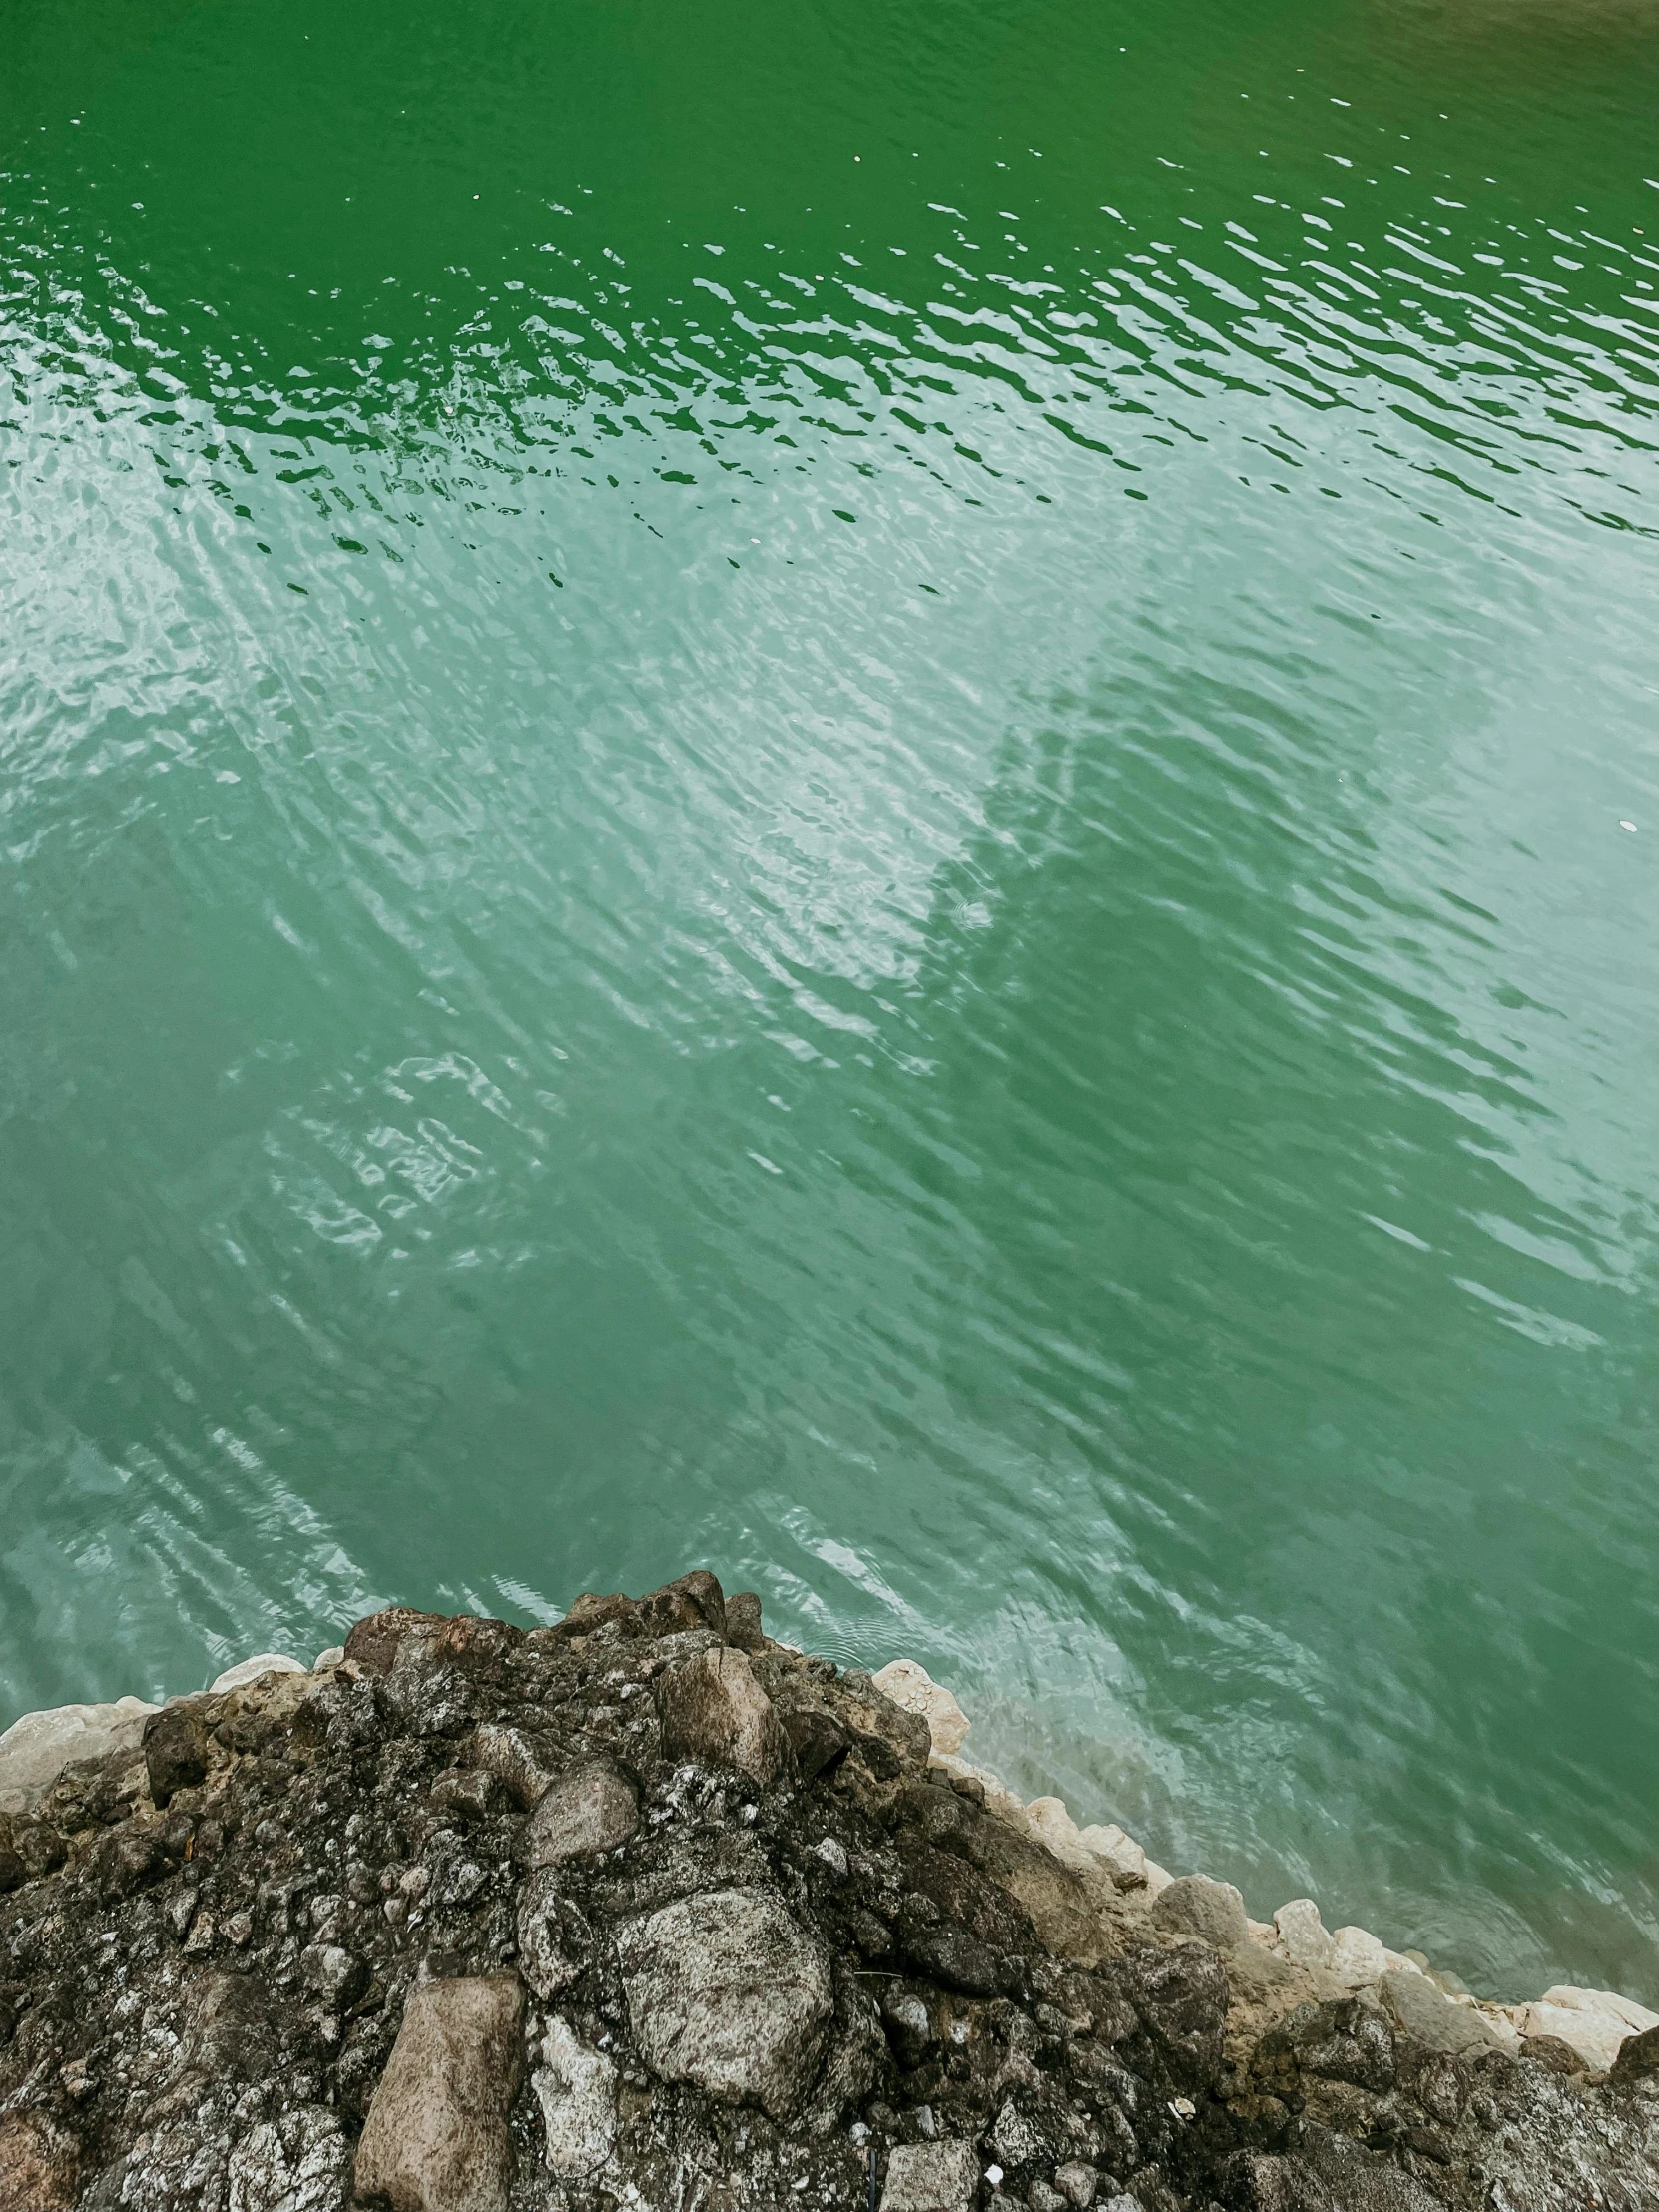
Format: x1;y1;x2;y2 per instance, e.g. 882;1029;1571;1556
1;1573;1655;2211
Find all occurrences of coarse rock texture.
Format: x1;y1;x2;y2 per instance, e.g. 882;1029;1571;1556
1;1576;1657;2212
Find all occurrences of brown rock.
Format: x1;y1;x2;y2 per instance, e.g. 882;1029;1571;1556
0;2113;80;2210
724;1591;766;1651
637;1570;728;1640
353;1975;523;2212
523;1758;640;1867
656;1647;788;1785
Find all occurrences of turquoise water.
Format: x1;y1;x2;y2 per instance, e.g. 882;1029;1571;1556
3;0;1658;2001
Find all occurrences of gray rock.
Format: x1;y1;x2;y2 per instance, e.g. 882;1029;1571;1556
1272;1897;1334;1972
523;1758;639;1867
225;2106;348;2212
617;1885;833;2120
299;1942;367;2012
1053;2163;1099;2209
1610;2023;1659;2086
352;1975;523;2212
878;2139;980;2211
532;2015;617;2178
0;1697;159;1817
516;1868;592;1998
1377;1966;1498;2055
655;1646;789;1784
463;1724;561;1810
1152;1873;1250;1952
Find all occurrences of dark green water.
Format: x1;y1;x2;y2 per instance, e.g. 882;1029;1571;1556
4;0;1658;2000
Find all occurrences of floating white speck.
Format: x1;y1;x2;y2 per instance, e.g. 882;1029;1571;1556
1619;819;1638;832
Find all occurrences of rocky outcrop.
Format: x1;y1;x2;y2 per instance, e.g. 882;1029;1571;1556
0;1579;1656;2212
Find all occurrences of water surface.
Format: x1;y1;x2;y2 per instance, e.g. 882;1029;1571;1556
4;0;1658;2000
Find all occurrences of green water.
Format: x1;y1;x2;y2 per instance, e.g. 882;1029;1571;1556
4;0;1658;2001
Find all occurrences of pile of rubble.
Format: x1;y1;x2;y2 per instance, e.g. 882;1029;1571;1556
1;1574;1656;2211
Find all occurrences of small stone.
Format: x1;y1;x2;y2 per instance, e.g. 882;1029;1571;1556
1029;2185;1067;2212
656;1646;789;1785
430;1769;499;1824
1378;1967;1497;2056
353;1975;523;2212
1052;2162;1098;2209
1326;1925;1389;1989
184;1910;218;1954
1272;1898;1334;1971
636;1570;728;1640
814;1836;850;1878
871;1661;970;1757
224;1910;253;1947
312;1645;346;1671
523;1758;639;1866
532;2015;617;2177
617;1886;833;2121
299;1943;368;2012
782;1706;850;1781
210;1653;306;1693
1152;1874;1250;1952
878;2140;980;2212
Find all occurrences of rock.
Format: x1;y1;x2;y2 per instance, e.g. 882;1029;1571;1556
0;1695;159;1817
462;1724;560;1809
1053;2162;1099;2208
782;1705;851;1781
616;1886;833;2121
143;1699;212;1806
1076;1823;1148;1890
532;2015;617;2177
1141;1860;1174;1899
871;1660;970;1757
724;1591;767;1651
1377;1966;1497;2055
299;1942;368;2012
353;1975;523;2212
313;1646;346;1671
878;2139;980;2211
523;1757;639;1866
225;2106;349;2212
636;1569;728;1640
210;1653;306;1693
1609;2022;1659;2087
1152;1873;1250;1952
516;1869;592;1998
1514;1992;1649;2074
1272;1898;1333;1972
656;1646;789;1784
1326;1925;1389;1989
0;2112;80;2209
1025;1797;1096;1871
1540;1983;1659;2036
539;1591;643;1642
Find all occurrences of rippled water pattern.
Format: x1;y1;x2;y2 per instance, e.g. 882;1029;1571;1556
4;0;1658;1998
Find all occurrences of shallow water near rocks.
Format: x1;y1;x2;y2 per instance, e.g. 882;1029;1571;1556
2;0;1657;2005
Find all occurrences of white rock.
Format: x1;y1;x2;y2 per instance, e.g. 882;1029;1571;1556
872;1660;970;1757
1326;1926;1389;1989
1025;1797;1094;1869
1077;1823;1147;1886
532;2016;617;2178
210;1654;306;1694
1514;2001;1629;2073
1272;1898;1333;1972
1142;1860;1175;1900
1382;1948;1425;1977
1539;1985;1659;2036
312;1646;346;1672
0;1696;159;1817
1471;2003;1523;2054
